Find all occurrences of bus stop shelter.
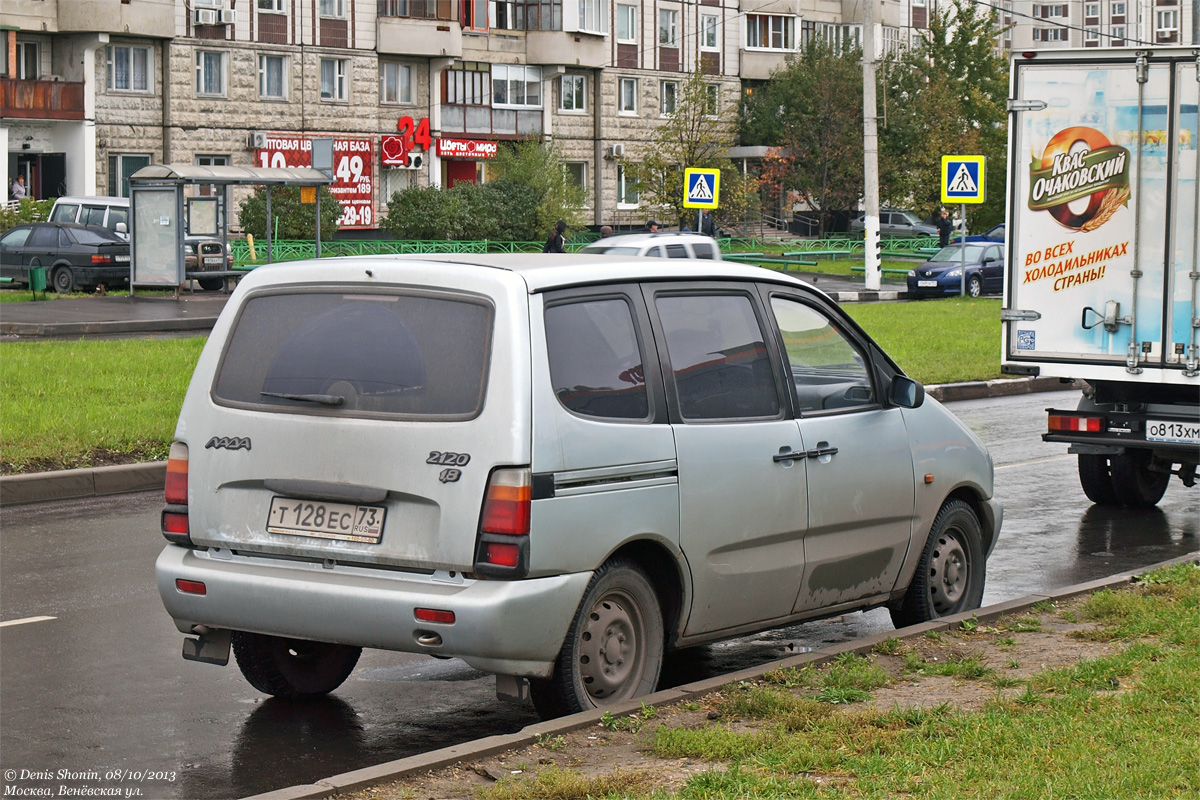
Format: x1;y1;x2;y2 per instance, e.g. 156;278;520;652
127;163;332;292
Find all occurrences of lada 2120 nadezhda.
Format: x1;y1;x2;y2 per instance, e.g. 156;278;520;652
156;253;1002;718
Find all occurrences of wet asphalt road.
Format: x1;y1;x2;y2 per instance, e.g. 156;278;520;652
1;389;1196;800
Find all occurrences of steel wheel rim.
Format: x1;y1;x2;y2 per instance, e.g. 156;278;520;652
577;589;645;703
928;532;968;614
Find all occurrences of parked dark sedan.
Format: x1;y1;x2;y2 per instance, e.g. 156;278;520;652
953;223;1006;244
0;222;130;293
907;242;1005;298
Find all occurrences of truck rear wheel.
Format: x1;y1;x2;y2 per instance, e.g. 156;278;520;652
1078;454;1120;505
232;631;361;698
1109;450;1169;508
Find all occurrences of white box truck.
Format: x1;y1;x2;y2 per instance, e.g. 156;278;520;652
1001;47;1198;508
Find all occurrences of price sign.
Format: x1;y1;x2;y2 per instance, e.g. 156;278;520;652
256;134;375;229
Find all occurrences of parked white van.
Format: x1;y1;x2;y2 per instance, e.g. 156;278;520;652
156;253;1001;718
49;196;130;238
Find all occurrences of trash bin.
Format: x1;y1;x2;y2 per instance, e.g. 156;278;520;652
29;266;47;299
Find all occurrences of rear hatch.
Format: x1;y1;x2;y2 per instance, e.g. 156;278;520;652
179;260;530;573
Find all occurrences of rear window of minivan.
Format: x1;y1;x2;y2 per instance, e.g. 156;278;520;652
213;290;493;418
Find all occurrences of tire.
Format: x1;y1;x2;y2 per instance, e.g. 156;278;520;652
197;278;224;291
231;631;361;698
52;266;75;294
966;275;983;298
1109;449;1169;508
529;559;665;720
1078;454;1120;505
889;499;986;629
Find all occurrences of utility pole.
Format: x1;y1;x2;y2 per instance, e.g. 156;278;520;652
862;0;882;291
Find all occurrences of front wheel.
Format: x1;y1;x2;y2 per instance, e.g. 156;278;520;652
890;499;986;629
1109;450;1169;508
52;266;76;293
232;631;361;698
529;559;664;720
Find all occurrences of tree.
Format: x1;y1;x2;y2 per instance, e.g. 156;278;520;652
879;0;1009;228
633;66;740;228
741;39;864;235
237;185;342;240
489;139;586;237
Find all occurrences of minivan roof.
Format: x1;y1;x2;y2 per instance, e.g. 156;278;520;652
52;195;129;206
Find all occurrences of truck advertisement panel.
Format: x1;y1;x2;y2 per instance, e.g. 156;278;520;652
256;135;375;229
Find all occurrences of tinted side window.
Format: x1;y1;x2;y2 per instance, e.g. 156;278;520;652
49;204;79;223
656;293;779;420
770;296;873;413
691;242;715;260
665;244;688;258
71;227;122;245
545;298;649;420
214;291;492;418
108;208;129;231
27;227;58;247
644;246;666;258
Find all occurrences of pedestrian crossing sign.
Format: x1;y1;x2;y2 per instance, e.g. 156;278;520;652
683;168;720;209
941;155;986;204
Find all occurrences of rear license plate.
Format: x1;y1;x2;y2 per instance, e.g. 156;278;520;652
203;257;223;265
918;280;938;288
115;255;130;262
266;496;386;544
1145;419;1200;445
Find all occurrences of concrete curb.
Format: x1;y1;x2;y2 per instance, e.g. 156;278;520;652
0;377;1075;507
241;552;1200;800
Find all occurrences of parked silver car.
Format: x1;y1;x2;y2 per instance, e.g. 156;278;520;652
156;254;1001;718
580;232;722;260
850;209;938;237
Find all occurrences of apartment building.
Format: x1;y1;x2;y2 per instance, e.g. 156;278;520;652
999;0;1193;50
3;0;918;232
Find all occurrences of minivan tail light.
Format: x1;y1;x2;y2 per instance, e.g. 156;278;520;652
480;468;531;536
162;442;192;545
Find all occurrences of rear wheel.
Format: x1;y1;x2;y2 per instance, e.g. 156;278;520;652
966;275;983;298
197;278;224;291
1078;454;1120;505
890;499;985;629
530;559;664;720
52;266;75;293
1109;449;1170;508
231;631;361;698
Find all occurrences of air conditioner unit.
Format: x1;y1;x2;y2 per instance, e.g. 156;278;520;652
195;8;218;25
248;131;267;149
219;8;236;24
606;143;625;159
407;153;424;170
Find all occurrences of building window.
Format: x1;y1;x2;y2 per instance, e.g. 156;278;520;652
659;8;678;46
445;61;491;105
258;0;285;10
1033;27;1067;40
493;64;542;108
564;161;586;191
1110;1;1125;14
1156;9;1179;33
617;164;639;208
382;0;453;19
490;1;520;29
660;80;677;115
746;14;796;50
107;45;150;92
700;13;719;50
196;51;226;97
320;58;347;101
258;54;286;99
1085;27;1100;40
619;77;638;114
616;4;637;42
1032;4;1068;17
1084;3;1099;16
704;84;719;116
524;0;563;30
1111;24;1126;40
16;42;39;80
381;62;413;104
109;154;151;198
578;0;607;34
560;73;586;111
463;0;488;32
318;0;345;18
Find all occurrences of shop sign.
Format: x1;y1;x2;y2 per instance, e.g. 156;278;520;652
255;134;375;229
436;138;499;159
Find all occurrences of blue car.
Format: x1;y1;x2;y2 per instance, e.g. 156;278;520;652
908;243;1005;298
953;223;1005;244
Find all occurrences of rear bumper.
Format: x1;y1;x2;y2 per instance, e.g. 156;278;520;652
156;545;592;677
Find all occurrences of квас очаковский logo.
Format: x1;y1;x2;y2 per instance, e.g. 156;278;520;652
1028;126;1131;232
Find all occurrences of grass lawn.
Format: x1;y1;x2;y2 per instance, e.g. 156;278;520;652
0;297;1002;474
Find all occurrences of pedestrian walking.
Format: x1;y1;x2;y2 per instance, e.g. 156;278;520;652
646;219;659;233
937;208;952;248
543;219;567;253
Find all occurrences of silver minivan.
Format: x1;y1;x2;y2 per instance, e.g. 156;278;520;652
156;254;1001;718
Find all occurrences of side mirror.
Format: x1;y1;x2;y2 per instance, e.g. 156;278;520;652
115;222;128;234
890;376;925;409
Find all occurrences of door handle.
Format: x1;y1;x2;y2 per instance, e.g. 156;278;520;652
773;446;838;462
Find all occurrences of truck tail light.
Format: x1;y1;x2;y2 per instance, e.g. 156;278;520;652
162;442;192;545
474;467;531;576
1048;413;1103;433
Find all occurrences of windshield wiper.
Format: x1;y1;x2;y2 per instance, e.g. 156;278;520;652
261;391;345;406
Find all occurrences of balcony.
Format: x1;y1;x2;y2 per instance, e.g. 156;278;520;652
740;49;793;81
1;78;85;121
525;30;607;68
441;105;542;138
378;0;461;57
57;0;176;37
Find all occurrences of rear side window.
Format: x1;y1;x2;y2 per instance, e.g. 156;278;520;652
656;294;779;420
49;204;79;223
545;298;648;420
81;206;108;226
691;242;715;259
665;244;689;258
214;291;492;419
27;227;58;247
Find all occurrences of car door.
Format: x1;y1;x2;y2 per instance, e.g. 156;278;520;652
0;226;34;281
982;244;1004;293
644;283;808;636
762;289;916;613
22;225;60;273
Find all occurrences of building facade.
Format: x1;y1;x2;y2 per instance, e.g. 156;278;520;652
6;0;977;232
